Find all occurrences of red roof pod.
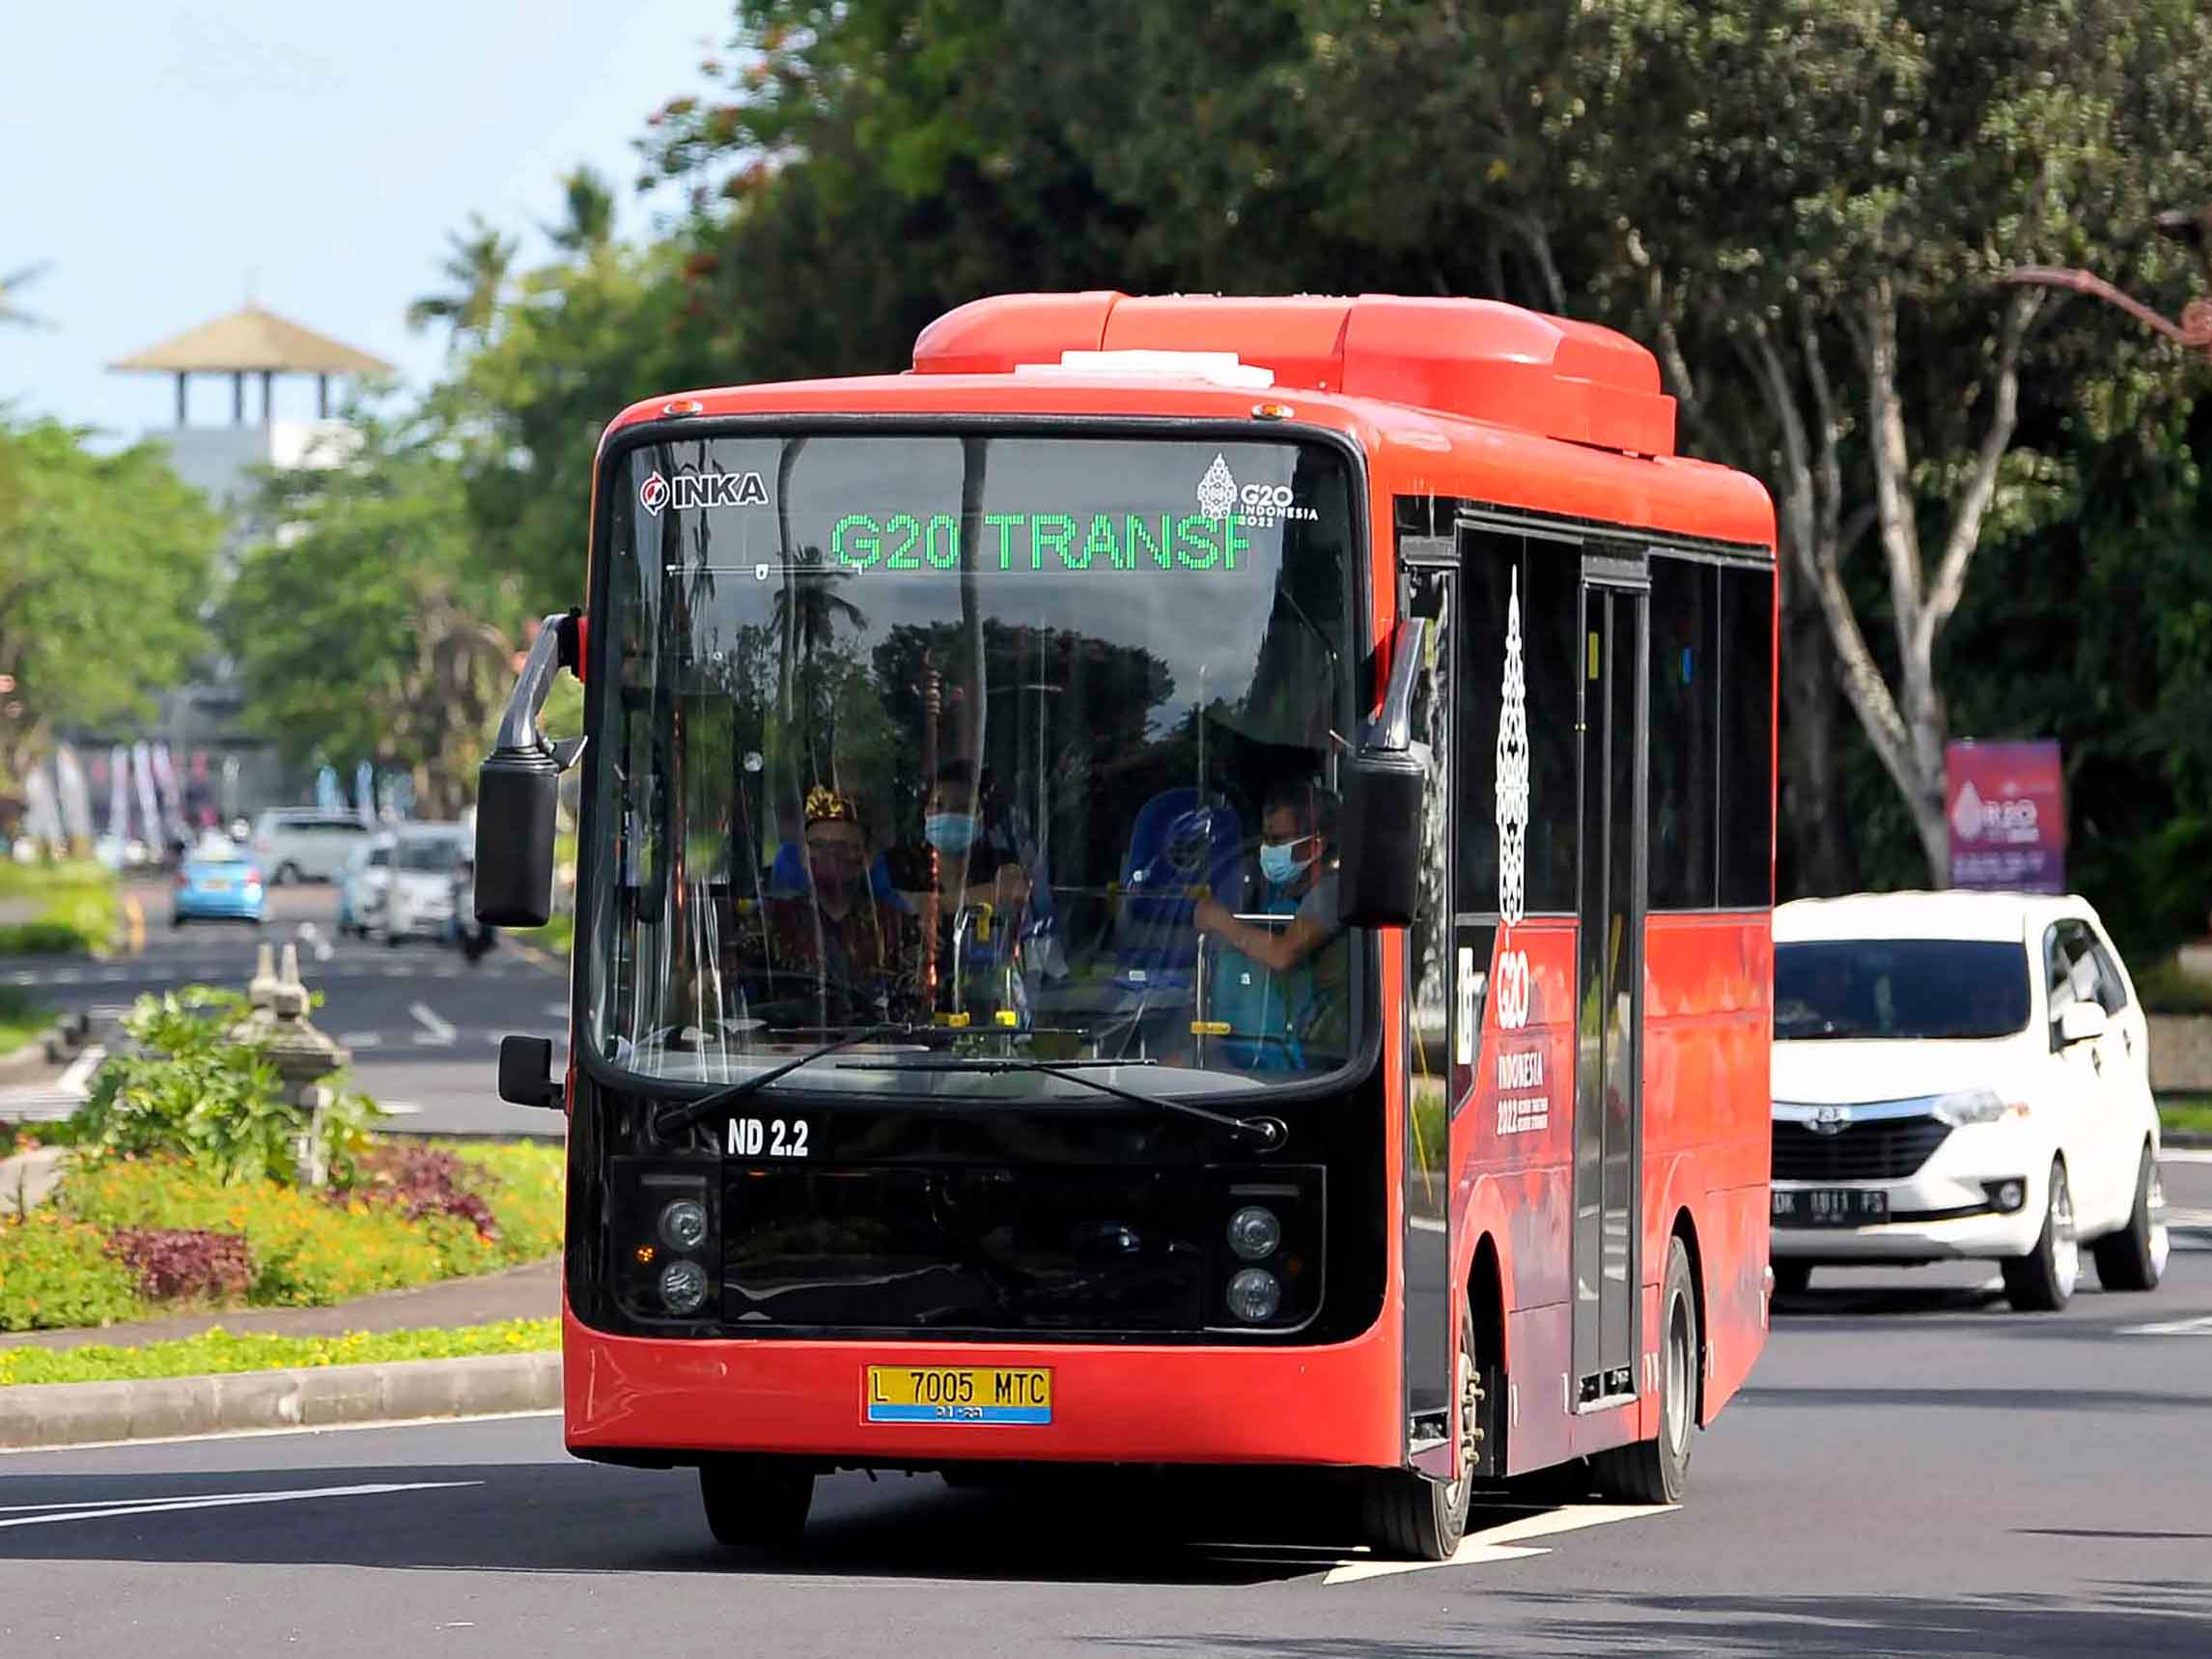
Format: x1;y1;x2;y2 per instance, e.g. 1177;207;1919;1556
911;292;1677;457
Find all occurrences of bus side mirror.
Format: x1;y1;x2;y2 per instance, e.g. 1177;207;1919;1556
477;611;585;929
497;1034;563;1110
1337;615;1429;929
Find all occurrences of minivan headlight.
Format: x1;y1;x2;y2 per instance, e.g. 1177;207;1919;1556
1931;1088;2027;1127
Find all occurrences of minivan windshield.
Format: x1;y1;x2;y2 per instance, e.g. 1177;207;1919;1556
585;430;1361;1096
1775;938;2030;1041
396;838;460;874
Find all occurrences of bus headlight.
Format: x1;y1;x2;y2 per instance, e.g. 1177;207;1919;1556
658;1258;711;1315
1225;1267;1282;1323
1226;1205;1281;1261
659;1198;710;1251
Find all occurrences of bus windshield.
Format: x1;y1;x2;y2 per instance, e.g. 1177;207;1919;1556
585;430;1362;1096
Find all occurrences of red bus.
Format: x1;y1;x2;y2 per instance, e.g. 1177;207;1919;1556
477;292;1777;1561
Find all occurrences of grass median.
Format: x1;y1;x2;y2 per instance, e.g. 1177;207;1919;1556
2161;1096;2212;1139
0;1317;559;1387
0;985;52;1054
0;859;121;957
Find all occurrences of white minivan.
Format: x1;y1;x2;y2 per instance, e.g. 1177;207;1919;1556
251;809;373;885
1771;891;2169;1311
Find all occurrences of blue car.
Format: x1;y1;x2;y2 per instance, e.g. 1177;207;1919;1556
172;840;266;927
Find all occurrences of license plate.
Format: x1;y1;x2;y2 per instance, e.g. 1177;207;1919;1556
1774;1187;1890;1227
865;1365;1052;1425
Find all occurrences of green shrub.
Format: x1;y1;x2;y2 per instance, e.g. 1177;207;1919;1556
0;920;93;955
70;988;380;1185
54;1141;563;1310
0;1213;144;1332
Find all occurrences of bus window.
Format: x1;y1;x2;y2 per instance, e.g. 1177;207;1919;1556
1718;566;1776;909
1648;555;1719;911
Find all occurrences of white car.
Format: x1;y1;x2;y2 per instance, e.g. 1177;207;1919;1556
1771;890;2168;1311
337;831;396;939
251;808;373;885
378;826;467;944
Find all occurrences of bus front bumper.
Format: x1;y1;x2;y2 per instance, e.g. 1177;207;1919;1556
562;1309;1401;1469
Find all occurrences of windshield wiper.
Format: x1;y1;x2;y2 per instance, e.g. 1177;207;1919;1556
842;1056;1285;1149
653;1024;905;1138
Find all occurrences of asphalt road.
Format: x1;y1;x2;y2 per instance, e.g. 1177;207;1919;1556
3;1159;2206;1658
2;881;567;1137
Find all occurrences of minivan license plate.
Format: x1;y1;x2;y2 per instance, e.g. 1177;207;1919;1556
1774;1188;1889;1227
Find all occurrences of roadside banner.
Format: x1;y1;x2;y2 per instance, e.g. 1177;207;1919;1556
107;745;130;844
1946;739;2064;892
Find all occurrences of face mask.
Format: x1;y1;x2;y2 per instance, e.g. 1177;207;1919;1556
1259;838;1314;886
925;812;977;857
808;857;849;906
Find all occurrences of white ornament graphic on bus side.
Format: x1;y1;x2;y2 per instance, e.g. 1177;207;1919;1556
1494;570;1533;1031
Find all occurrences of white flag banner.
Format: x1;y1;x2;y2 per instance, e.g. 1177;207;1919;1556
107;745;131;843
53;745;95;846
132;743;162;852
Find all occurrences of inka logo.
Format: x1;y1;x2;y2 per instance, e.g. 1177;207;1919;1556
638;468;770;516
1196;454;1239;519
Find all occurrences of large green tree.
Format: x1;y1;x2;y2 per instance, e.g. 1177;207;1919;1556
221;419;522;818
0;418;220;790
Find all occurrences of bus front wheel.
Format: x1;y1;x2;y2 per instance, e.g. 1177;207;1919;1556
1592;1234;1697;1505
1361;1313;1478;1560
699;1455;814;1548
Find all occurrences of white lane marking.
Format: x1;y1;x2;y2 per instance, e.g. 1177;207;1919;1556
543;1000;571;1019
0;1480;481;1531
338;1031;383;1050
2167;1207;2212;1229
2119;1313;2212;1336
408;1002;457;1047
48;969;81;984
1321;1504;1676;1584
6;970;34;986
377;1100;423;1115
1410;1217;1445;1235
56;1046;104;1094
2159;1148;2212;1166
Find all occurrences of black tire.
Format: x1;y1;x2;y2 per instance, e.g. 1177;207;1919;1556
699;1456;814;1548
2091;1145;2168;1293
1361;1313;1478;1560
384;927;402;949
170;914;184;929
1592;1235;1697;1505
274;861;301;886
1772;1260;1812;1297
2002;1159;2079;1312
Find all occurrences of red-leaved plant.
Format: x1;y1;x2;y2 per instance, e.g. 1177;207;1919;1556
107;1227;255;1304
337;1145;497;1240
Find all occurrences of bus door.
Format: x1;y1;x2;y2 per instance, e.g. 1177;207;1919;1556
1400;557;1469;1477
1573;553;1648;1407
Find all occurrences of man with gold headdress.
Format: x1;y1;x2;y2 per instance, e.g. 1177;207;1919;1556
745;784;922;1026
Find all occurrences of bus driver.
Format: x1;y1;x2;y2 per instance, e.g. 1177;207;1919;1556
1192;779;1349;1071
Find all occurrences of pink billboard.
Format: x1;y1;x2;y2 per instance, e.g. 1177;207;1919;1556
1946;739;2065;893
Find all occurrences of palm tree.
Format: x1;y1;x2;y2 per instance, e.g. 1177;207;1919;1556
405;217;516;346
545;166;616;259
0;262;53;328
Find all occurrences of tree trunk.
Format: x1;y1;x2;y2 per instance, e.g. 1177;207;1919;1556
1778;578;1858;897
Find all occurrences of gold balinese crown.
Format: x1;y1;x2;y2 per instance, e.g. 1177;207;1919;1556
804;785;858;826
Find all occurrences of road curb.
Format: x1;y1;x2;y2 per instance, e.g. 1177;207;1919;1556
0;1349;561;1450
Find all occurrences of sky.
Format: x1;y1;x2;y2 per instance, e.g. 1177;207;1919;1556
0;0;724;440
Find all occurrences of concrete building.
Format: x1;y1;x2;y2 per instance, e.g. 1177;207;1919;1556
100;306;391;828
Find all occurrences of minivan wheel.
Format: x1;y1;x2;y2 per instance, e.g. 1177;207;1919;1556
2002;1160;2079;1312
1772;1260;1812;1297
2091;1145;2169;1293
273;861;301;886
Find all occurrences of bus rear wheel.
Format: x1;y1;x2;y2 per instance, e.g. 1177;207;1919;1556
699;1455;814;1548
1361;1313;1478;1561
1592;1235;1696;1505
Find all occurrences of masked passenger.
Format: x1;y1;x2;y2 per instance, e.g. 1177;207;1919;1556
1193;780;1349;1071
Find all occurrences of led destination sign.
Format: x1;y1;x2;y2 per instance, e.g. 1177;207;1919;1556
831;511;1255;573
